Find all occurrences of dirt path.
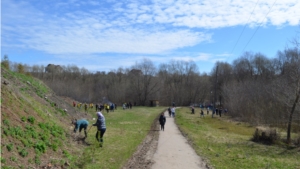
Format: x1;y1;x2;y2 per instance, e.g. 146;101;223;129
151;111;208;169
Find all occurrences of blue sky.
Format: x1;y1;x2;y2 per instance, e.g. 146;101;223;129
1;0;300;74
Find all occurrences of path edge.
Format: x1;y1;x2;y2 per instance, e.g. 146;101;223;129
174;111;214;169
121;109;166;169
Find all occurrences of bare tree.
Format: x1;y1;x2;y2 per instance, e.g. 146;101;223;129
270;47;300;143
129;59;158;106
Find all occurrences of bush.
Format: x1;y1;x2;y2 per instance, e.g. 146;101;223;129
34;155;41;165
11;126;23;138
19;148;29;157
252;127;280;145
21;116;26;122
27;116;35;124
3;128;11;136
6;143;13;151
34;142;46;154
3;119;10;126
1;157;6;163
10;156;17;162
51;143;58;151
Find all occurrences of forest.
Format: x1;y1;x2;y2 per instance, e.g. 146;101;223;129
2;41;300;143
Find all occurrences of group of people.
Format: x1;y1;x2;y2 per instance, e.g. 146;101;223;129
167;107;176;117
73;103;230;147
73;101;118;113
190;106;228;118
122;102;133;110
72;111;106;147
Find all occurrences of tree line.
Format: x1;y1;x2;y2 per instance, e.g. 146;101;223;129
2;40;299;143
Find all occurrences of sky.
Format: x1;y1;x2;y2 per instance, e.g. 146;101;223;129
1;0;300;74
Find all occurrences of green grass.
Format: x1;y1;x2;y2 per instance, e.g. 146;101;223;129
75;106;166;169
175;107;300;169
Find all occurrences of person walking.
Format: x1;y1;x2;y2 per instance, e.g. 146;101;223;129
171;107;176;117
200;110;204;118
106;104;110;113
72;119;89;138
93;111;106;147
159;112;166;131
168;107;171;117
84;103;88;113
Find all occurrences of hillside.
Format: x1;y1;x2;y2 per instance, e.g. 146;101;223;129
1;66;92;168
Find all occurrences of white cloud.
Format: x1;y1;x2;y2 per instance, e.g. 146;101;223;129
24;28;210;54
2;0;300;56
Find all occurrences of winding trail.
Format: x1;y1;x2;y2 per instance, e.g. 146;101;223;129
151;111;207;169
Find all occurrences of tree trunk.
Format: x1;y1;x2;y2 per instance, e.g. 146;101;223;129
287;89;300;144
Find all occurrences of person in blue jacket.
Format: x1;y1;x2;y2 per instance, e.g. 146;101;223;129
72;119;89;138
93;111;106;147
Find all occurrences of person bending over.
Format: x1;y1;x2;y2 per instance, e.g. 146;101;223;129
73;119;89;138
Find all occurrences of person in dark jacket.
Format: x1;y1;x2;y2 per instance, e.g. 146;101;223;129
159;112;166;131
72;119;89;138
93;111;106;147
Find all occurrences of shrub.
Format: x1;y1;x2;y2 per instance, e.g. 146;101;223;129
21;116;26;122
63;150;72;159
25;125;38;138
34;155;41;165
51;143;58;151
1;157;6;163
38;122;47;130
27;116;35;124
6;143;13;151
34;142;46;154
20;138;29;147
252;127;280;145
19;148;28;157
3;119;10;126
10;156;17;162
40;133;49;141
11;126;23;138
3;128;11;136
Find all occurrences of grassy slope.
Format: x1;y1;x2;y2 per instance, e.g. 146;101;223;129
175;107;300;169
1;67;88;168
1;66;166;168
75;106;166;169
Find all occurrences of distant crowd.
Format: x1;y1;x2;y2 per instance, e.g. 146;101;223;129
72;101;137;113
190;105;228;118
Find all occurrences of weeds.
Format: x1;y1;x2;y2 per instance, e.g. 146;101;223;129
6;143;13;151
34;155;41;165
10;156;17;162
1;156;6;163
3;119;10;126
19;148;29;157
34;141;46;154
252;127;281;145
27;116;35;124
21;116;26;122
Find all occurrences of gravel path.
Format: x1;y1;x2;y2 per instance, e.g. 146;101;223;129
151;111;208;169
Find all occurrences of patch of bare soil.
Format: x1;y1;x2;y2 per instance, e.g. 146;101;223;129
121;114;160;169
